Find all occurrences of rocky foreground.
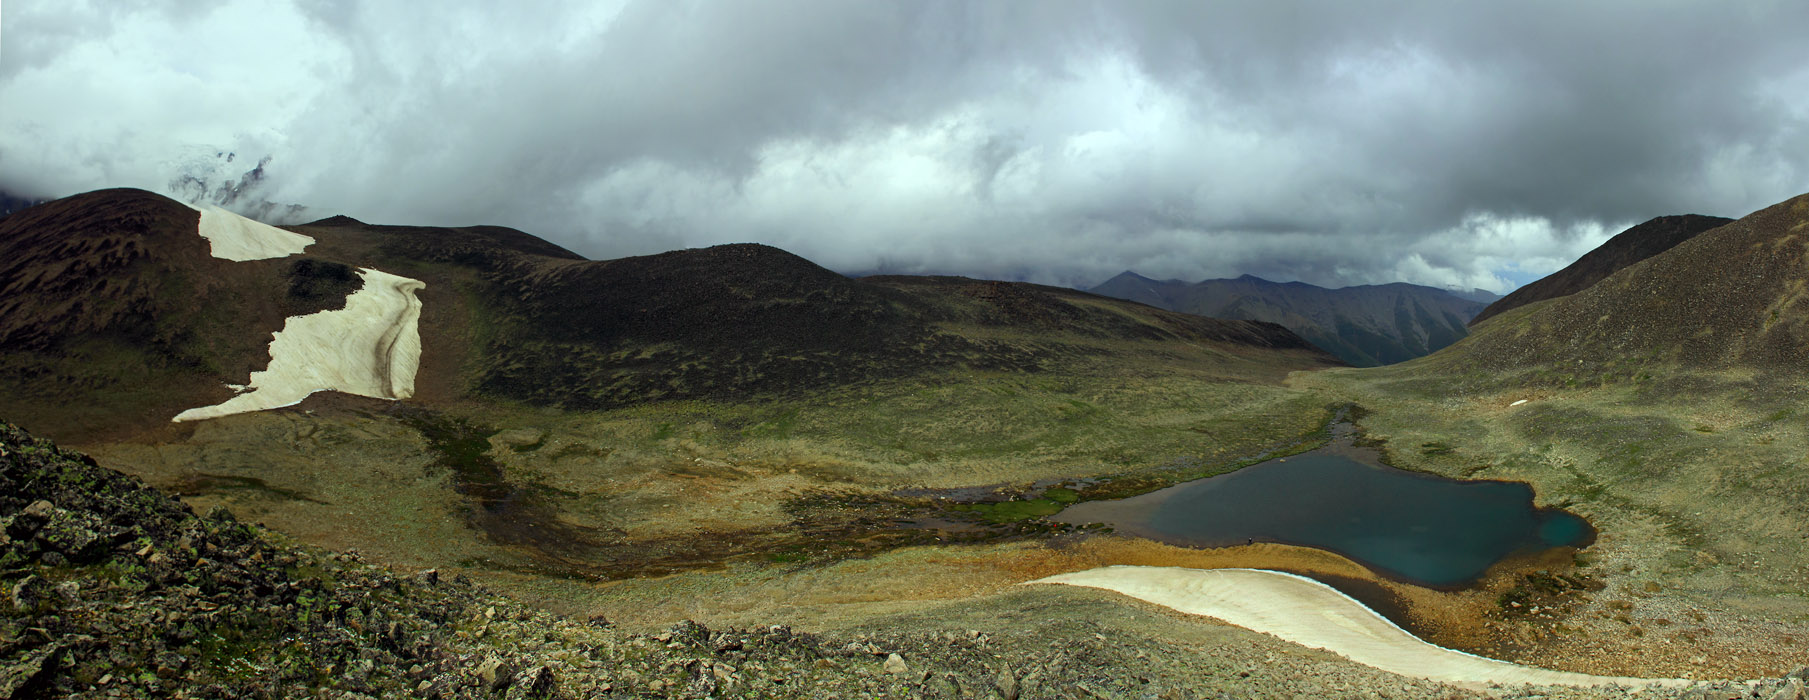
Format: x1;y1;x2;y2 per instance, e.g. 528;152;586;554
1;422;1804;699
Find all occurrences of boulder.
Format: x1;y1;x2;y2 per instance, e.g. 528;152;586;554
475;656;514;691
504;666;555;699
34;506;108;563
8;575;47;611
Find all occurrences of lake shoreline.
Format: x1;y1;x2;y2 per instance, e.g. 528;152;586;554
1054;417;1596;589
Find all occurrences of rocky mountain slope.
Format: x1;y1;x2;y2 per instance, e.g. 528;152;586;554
1090;273;1491;366
1469;214;1733;326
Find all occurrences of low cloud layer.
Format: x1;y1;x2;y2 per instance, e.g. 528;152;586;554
4;1;1807;291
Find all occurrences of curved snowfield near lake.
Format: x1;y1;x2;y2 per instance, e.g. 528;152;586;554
173;267;425;422
189;203;315;261
1028;566;1684;688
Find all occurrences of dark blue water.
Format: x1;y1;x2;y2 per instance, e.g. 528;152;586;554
1057;453;1593;587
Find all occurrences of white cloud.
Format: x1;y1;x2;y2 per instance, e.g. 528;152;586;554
1384;213;1620;292
0;0;338;196
2;0;1806;294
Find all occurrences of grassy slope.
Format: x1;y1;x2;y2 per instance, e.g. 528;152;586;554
1299;363;1809;675
59;210;1341;595
27;420;1638;700
1470;214;1733;326
82;344;1335;582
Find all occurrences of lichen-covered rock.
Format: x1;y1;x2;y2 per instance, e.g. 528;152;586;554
32;504;109;563
504;665;555;699
0;423;489;698
7;575;46;612
488;428;546;452
474;655;512;691
0;645;59;698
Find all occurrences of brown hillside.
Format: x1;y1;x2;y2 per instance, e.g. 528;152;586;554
0;189;359;440
0;188;1342;436
1470;214;1732;326
868;275;1325;350
461;248;1340;410
463;243;957;409
1433;193;1809;375
284;208;1342;411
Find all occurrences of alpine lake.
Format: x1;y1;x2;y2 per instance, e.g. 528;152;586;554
1055;422;1593;588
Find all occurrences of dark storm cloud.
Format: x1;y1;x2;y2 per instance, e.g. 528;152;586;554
2;0;1806;291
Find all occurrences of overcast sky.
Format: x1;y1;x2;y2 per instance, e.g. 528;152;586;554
4;1;1807;291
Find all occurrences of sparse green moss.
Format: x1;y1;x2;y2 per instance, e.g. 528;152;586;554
954;498;1069;523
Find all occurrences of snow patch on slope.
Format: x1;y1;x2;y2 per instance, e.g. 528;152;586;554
173;268;424;422
1029;566;1685;688
188;203;313;261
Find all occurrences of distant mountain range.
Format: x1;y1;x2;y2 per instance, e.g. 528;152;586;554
1088;273;1498;366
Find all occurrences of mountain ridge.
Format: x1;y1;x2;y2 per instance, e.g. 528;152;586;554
1469;214;1733;326
1425;195;1809;376
1089;272;1491;366
0;188;1341;440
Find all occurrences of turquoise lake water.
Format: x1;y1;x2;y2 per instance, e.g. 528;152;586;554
1056;452;1593;587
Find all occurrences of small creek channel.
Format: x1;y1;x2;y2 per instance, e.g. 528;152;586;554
1054;421;1593;587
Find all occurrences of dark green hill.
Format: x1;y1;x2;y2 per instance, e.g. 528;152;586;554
869;275;1327;348
1089;273;1488;366
405;240;1339;411
1469;214;1732;326
460;243;951;409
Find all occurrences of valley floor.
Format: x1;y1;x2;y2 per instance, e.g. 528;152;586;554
61;360;1809;693
1295;365;1809;680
